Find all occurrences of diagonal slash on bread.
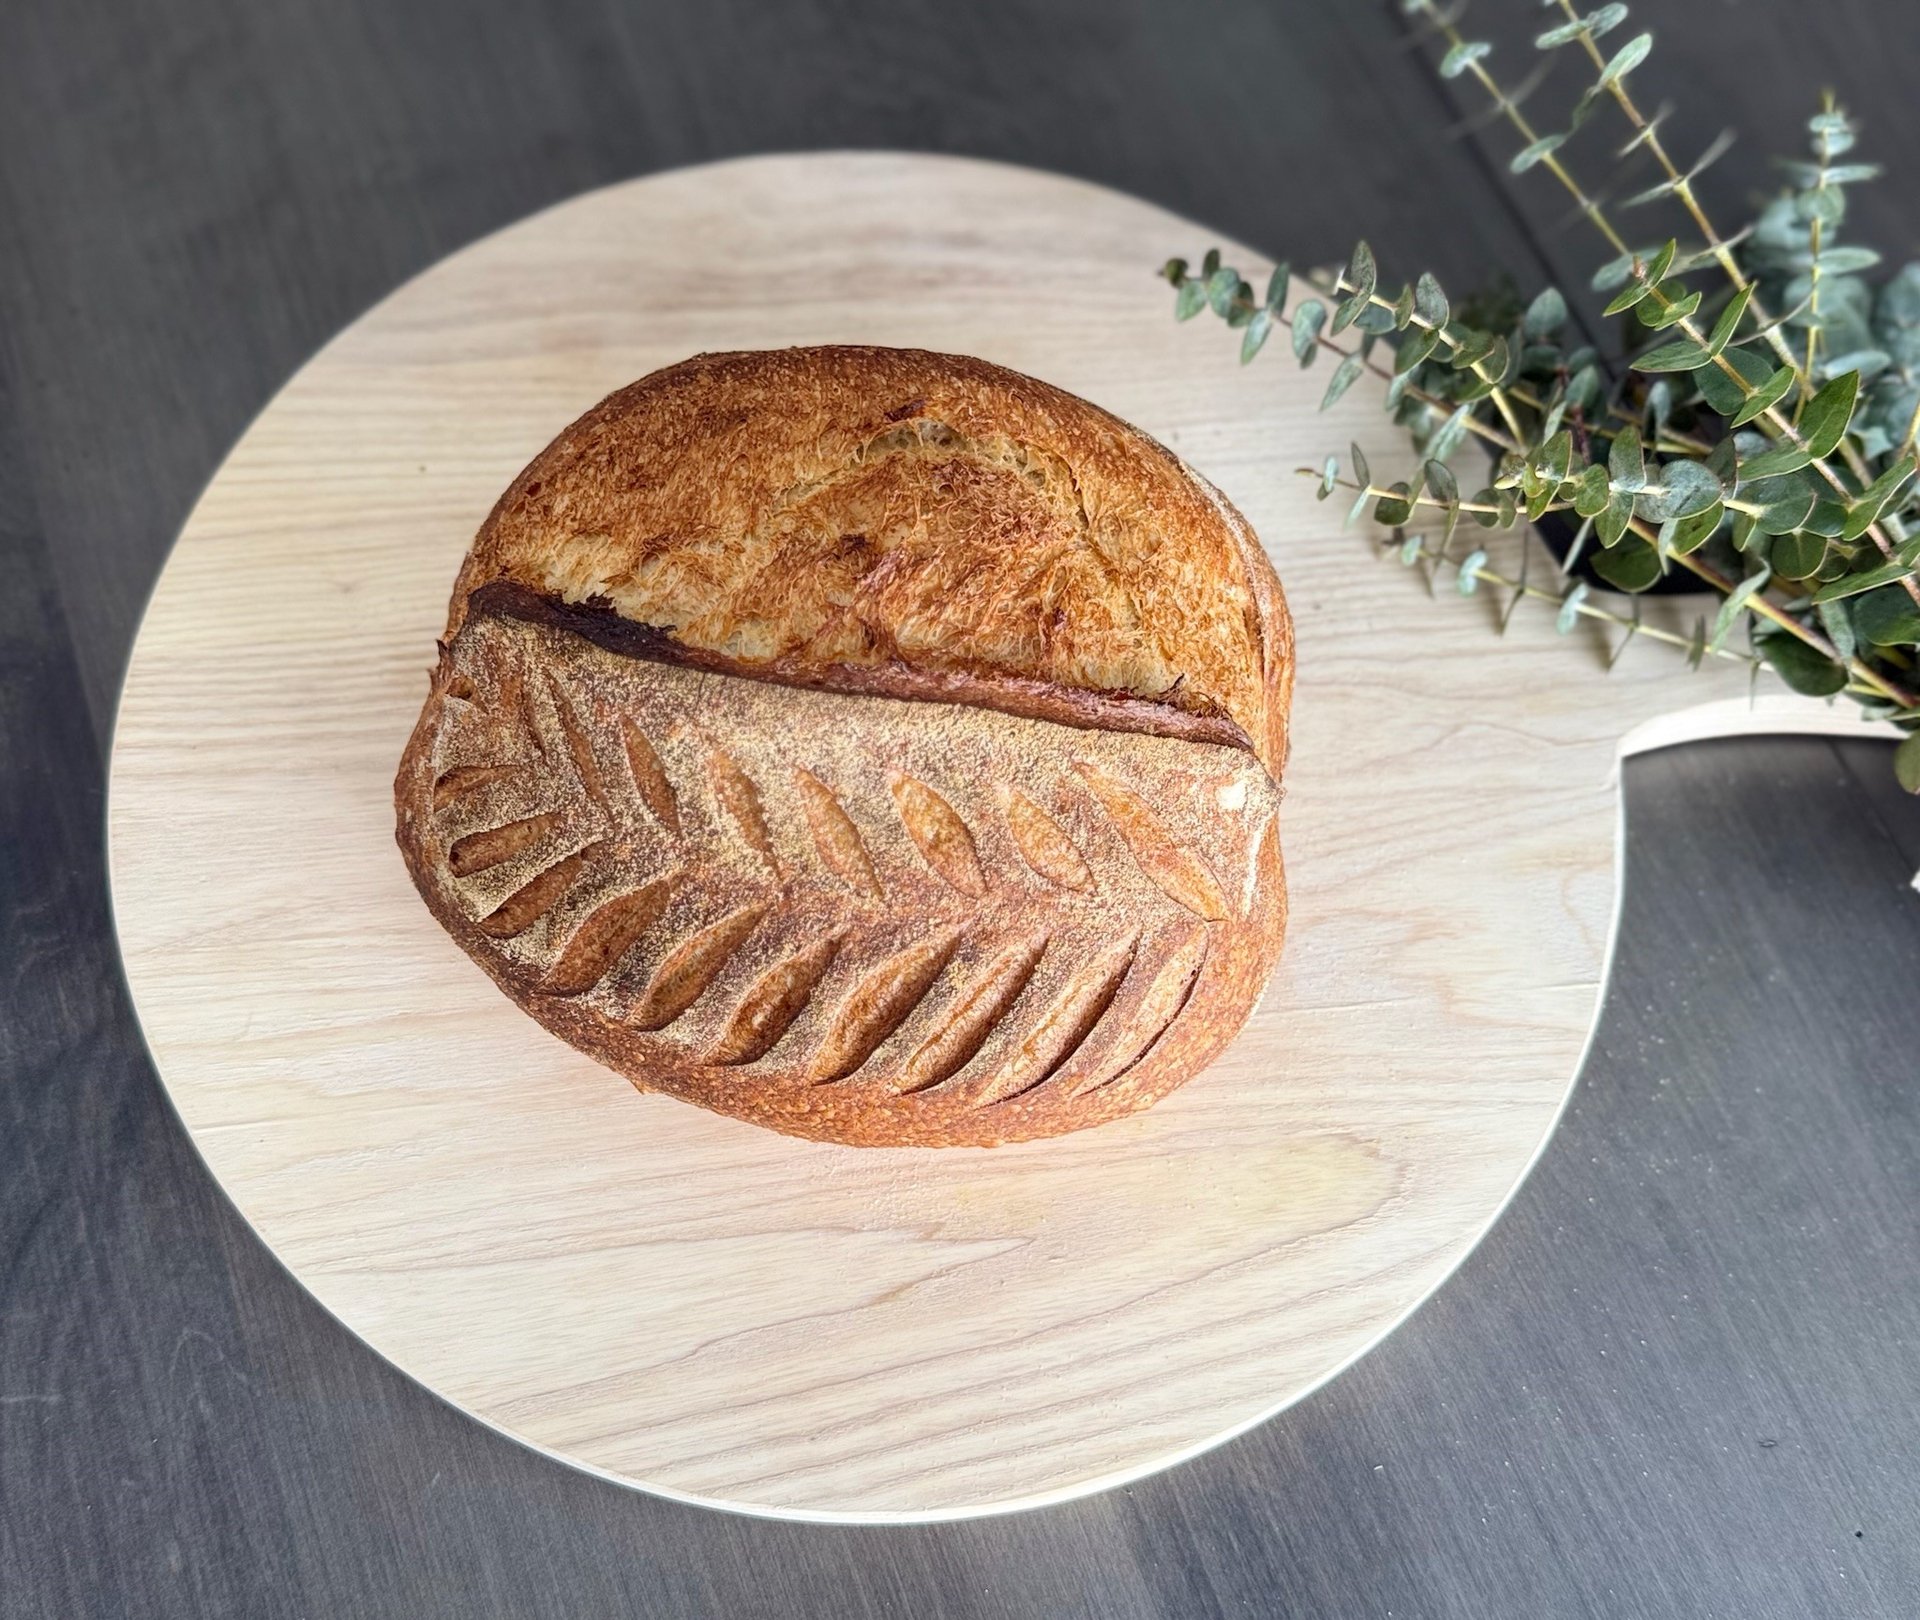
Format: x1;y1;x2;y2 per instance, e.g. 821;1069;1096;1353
396;346;1292;1146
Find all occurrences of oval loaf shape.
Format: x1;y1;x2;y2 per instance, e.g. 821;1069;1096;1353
394;347;1293;1146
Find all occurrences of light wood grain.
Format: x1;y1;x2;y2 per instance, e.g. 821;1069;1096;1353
106;152;1883;1521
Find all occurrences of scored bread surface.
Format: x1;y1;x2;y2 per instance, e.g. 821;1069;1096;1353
396;346;1293;1146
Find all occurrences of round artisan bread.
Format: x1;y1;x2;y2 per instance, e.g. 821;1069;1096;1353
397;346;1292;1145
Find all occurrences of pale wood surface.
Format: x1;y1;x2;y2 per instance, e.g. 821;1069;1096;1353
107;152;1871;1521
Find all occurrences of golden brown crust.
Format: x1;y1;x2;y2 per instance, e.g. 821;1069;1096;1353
451;346;1290;776
398;347;1293;1146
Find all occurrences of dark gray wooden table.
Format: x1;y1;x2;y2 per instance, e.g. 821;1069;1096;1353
4;2;1918;1614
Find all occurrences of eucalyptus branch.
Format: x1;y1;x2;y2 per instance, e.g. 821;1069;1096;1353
1164;13;1920;787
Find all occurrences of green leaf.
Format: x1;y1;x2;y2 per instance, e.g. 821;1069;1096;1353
1873;584;1920;652
1414;272;1448;330
1896;732;1920;795
1427;405;1474;463
1457;549;1488;593
1524;286;1568;338
1346;241;1378;303
1241;309;1273;364
1636;338;1712;372
1395;326;1441;373
1318;455;1338;500
1598;488;1635;548
1330;292;1367;336
1174;279;1207;321
1391;283;1415;330
1705;435;1739;493
1803;499;1849;536
1511;134;1567;173
1817;597;1857;662
1841;460;1918;540
1533;16;1589;48
1812;559;1919;602
1592;539;1662;592
1799;369;1860;458
1160;258;1188;285
1264;264;1291;311
1291;300;1327;364
1597;32;1652;87
1573;462;1611;517
1206;266;1242;317
1739;443;1815;482
1608;423;1646;492
1350;442;1371;488
1320;353;1364;410
1710;565;1773;652
1375;481;1415;525
1753;477;1818;536
1667;499;1724;556
1704;283;1754;356
1816;246;1881;275
1201;249;1220;278
1449;329;1497;371
1637;460;1722;522
1586;3;1630;37
1556;582;1591;633
1769;530;1826;580
1642;286;1702;330
1729;365;1797;427
1697;347;1773;414
1425;459;1460;505
1440;39;1492;78
1756;630;1848;696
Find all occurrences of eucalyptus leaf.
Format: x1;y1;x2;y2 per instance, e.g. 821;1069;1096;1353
1730;365;1797;427
1241;309;1273;364
1637;459;1722;522
1428;405;1475;463
1738;443;1814;481
1697;347;1773;415
1799;369;1860;457
1769;529;1827;580
1425;459;1460;504
1414;272;1448;330
1608;423;1646;492
1346;240;1378;303
1710;565;1773;652
1592;540;1662;592
1597;489;1634;548
1853;585;1920;646
1511;134;1567;173
1206;266;1242;317
1756;629;1848;696
1350;442;1371;488
1704;283;1754;355
1667;500;1725;556
1265;264;1291;312
1395;326;1441;373
1753;474;1820;534
1811;559;1918;602
1573;462;1611;517
1817;597;1857;663
1841;460;1918;540
1175;280;1208;321
1636;338;1712;372
1642;288;1702;329
1440;39;1492;78
1597;31;1652;87
1457;549;1489;593
1896;732;1920;795
1291;300;1327;364
1524;286;1568;338
1321;353;1365;410
1556;582;1590;633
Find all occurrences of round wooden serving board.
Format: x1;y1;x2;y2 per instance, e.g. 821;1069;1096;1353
109;153;1876;1521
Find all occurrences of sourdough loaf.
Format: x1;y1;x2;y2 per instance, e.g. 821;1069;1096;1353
395;346;1292;1146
